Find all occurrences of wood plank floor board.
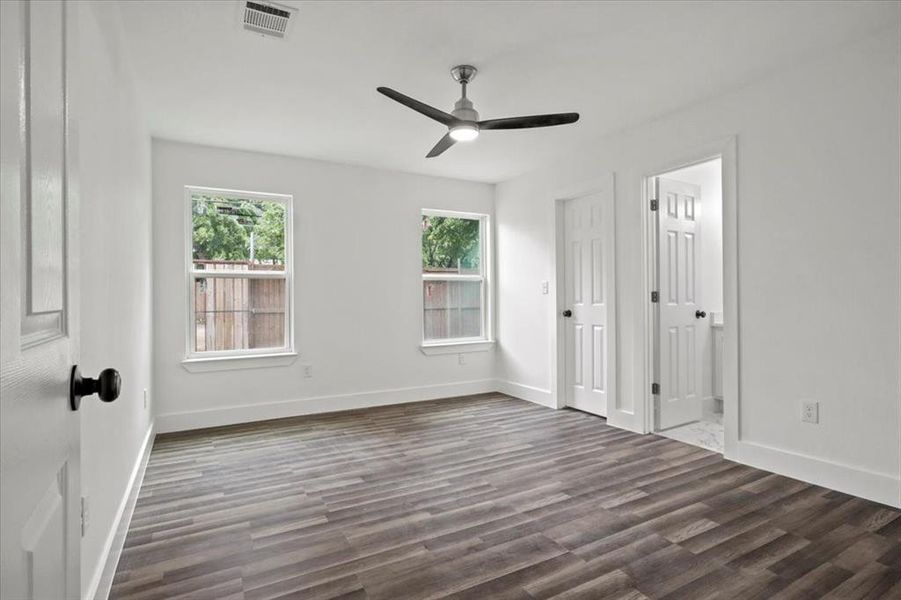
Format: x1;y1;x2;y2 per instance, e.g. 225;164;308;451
526;534;668;598
541;568;637;600
822;563;901;599
658;564;741;600
242;542;428;597
769;562;854;600
111;394;900;599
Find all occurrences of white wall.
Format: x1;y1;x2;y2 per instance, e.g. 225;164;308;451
152;140;495;432
663;158;723;403
73;3;153;598
495;28;901;506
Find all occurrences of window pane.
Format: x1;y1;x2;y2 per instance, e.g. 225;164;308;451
421;215;481;275
194;277;286;352
423;280;482;340
192;194;286;270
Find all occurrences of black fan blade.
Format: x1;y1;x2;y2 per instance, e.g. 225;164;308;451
478;112;579;130
426;132;456;158
377;87;457;126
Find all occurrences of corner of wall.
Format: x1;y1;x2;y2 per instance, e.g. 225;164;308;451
496;380;555;409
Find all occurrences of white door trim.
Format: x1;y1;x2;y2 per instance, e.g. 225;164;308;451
641;137;739;458
551;173;616;412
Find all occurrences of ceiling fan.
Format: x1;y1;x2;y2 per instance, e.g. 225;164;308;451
377;65;579;158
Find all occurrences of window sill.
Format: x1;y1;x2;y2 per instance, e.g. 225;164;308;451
420;341;495;355
181;351;298;373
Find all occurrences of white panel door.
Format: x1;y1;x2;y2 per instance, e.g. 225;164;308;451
1;1;81;598
656;177;703;430
563;191;615;417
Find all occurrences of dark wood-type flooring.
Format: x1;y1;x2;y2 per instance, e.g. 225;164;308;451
111;394;901;600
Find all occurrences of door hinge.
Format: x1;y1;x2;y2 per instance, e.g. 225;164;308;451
651;291;659;303
651;382;660;395
650;199;658;211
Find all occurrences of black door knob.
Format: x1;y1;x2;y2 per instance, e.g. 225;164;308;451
70;365;121;411
562;309;573;318
695;310;707;319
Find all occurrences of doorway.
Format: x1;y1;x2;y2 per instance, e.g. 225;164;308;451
650;158;725;452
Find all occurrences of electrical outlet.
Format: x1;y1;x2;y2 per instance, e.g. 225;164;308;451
541;280;549;295
458;353;466;366
303;364;313;378
143;388;148;410
801;400;819;424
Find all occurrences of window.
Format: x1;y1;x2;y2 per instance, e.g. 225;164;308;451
421;210;490;345
186;187;293;359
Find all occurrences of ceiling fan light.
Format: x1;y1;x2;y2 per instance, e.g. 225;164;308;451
449;124;479;142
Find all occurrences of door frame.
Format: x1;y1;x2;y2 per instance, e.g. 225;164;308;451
641;137;739;457
551;173;616;412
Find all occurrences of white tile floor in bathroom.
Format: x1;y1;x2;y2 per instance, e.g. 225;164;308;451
655;404;724;453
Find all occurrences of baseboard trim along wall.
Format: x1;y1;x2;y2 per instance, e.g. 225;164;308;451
155;379;499;433
88;423;156;600
495;380;555;408
734;440;901;509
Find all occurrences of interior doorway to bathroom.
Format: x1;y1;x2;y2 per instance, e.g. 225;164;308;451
650;157;725;453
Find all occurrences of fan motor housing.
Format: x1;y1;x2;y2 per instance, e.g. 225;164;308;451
452;97;479;122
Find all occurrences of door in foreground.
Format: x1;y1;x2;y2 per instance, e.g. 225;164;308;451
1;1;81;598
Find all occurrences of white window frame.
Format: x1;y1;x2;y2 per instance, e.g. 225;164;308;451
184;186;295;363
420;209;493;351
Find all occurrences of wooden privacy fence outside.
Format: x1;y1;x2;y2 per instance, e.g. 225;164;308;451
194;260;286;352
194;261;480;349
423;279;482;340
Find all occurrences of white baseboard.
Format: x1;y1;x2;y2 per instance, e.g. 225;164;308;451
496;380;556;408
156;379;498;433
733;440;901;509
87;422;155;600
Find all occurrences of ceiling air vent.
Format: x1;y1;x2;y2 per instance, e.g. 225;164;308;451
242;1;295;39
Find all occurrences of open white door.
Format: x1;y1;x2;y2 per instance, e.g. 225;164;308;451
563;190;615;417
1;1;81;598
656;177;703;430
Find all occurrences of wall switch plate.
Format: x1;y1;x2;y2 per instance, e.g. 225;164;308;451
801;400;819;424
541;281;549;295
458;353;466;365
143;388;148;409
303;364;313;378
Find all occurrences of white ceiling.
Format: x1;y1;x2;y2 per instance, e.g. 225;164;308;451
117;1;897;183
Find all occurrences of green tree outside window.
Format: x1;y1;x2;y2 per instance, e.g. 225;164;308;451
192;195;285;264
421;215;480;273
